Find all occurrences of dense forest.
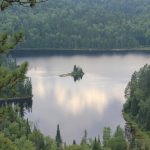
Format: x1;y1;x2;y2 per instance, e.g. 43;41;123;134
0;105;129;150
124;64;150;131
123;64;150;149
1;0;150;149
0;0;150;49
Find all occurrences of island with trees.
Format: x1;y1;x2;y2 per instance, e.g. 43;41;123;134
59;65;84;82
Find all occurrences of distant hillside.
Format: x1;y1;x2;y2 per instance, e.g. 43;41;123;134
1;0;150;49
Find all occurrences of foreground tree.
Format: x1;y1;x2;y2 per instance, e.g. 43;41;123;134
0;0;40;98
0;32;23;54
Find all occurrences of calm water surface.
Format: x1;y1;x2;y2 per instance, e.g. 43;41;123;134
17;53;150;144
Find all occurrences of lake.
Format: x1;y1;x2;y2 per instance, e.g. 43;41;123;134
17;53;150;144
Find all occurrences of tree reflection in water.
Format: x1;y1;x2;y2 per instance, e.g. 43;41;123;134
73;73;84;82
60;65;84;82
0;98;32;117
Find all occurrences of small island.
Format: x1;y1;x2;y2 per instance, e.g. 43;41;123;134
59;65;84;81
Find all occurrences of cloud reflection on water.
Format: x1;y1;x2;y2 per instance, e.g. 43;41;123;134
36;78;46;97
17;54;150;143
55;83;107;115
33;74;125;117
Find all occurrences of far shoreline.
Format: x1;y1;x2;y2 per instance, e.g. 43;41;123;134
11;48;150;57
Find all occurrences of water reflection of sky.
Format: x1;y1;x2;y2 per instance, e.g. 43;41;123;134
17;54;150;144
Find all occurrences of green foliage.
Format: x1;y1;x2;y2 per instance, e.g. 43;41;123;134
123;64;150;130
66;144;91;150
55;124;62;147
0;32;23;54
123;113;150;150
0;59;32;98
15;136;36;150
0;105;129;150
72;65;84;77
1;0;150;49
44;136;57;150
29;127;45;150
103;127;111;148
0;106;57;150
0;0;32;100
0;133;18;150
0;0;57;149
92;138;102;150
123;64;150;149
109;126;127;150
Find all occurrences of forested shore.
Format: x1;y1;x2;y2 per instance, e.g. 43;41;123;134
11;49;150;57
1;0;150;49
123;64;150;149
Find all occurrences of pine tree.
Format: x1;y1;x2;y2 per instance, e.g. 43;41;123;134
0;1;34;98
55;124;62;147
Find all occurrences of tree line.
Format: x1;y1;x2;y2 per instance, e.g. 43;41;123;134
0;0;150;50
2;103;149;150
0;105;128;150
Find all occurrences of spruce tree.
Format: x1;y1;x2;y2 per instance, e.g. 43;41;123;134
55;124;62;147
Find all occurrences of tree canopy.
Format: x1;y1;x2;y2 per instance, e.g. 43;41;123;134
123;64;150;131
123;64;150;149
1;0;150;49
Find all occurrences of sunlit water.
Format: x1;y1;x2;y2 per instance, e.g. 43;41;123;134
17;53;150;144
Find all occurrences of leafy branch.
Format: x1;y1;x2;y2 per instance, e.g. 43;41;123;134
0;32;23;54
